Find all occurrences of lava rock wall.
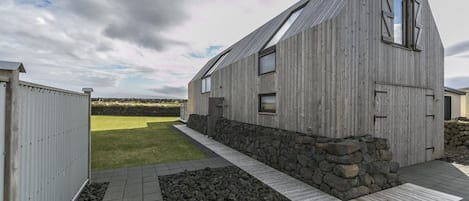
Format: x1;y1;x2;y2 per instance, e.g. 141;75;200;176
187;114;208;135
213;118;400;200
445;121;469;149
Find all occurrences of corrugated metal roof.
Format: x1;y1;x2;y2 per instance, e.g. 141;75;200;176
192;0;345;81
0;60;26;73
445;87;467;95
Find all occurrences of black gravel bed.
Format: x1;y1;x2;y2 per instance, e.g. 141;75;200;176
77;182;109;201
439;147;469;165
160;166;290;201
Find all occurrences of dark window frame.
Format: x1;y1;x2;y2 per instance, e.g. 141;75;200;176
258;46;277;75
258;93;277;113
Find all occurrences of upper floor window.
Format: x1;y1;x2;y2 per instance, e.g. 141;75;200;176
264;7;305;49
393;0;406;45
259;5;305;75
202;51;230;93
259;47;276;75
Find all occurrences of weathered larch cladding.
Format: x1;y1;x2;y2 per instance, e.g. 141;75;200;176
188;0;444;167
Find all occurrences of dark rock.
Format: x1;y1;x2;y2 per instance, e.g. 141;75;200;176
379;150;393;161
160;167;289;201
326;152;363;164
369;184;382;193
319;160;334;172
344;186;370;200
368;161;390;174
296;136;314;144
320;183;331;194
297;155;310;166
313;170;323;185
359;174;373;186
77;183;109;201
323;173;358;192
333;164;359;178
300;168;313;179
372;174;387;186
326;140;361;155
389;162;400;173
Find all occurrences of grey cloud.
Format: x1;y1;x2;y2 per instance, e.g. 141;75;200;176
446;40;469;57
148;86;187;97
445;76;469;89
62;0;189;51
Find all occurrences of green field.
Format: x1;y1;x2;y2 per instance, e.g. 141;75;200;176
91;116;207;170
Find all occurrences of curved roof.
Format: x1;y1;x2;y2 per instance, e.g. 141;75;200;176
192;0;345;81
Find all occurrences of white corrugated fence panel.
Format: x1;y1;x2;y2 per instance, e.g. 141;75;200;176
17;83;89;201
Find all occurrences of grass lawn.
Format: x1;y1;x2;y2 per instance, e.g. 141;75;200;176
91;115;207;170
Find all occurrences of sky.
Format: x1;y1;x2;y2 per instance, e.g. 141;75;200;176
0;0;468;98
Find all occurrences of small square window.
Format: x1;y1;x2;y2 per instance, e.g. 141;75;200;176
259;94;276;113
259;52;276;75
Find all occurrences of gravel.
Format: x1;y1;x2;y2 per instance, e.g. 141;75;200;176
160;167;290;201
77;182;109;201
439;147;469;165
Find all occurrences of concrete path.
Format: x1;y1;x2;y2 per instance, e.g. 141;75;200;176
174;125;339;201
400;160;469;200
92;157;232;201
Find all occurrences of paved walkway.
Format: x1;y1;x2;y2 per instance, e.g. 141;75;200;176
92;157;232;201
400;160;469;200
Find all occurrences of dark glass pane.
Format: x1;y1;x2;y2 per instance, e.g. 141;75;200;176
259;53;276;74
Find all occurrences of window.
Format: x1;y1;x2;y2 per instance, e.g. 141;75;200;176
201;51;230;93
201;77;211;93
206;52;229;76
258;5;305;75
259;94;276;113
393;0;406;45
264;7;304;49
259;49;276;75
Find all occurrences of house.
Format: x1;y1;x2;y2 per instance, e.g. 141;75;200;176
187;0;443;168
444;87;467;120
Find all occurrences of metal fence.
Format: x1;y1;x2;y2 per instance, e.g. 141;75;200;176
0;61;92;201
15;82;90;201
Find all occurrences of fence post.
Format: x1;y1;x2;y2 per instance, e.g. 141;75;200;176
82;88;93;184
0;62;25;201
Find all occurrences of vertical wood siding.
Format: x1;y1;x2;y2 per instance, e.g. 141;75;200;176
188;0;443;166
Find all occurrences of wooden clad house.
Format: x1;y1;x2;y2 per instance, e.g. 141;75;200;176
187;0;444;167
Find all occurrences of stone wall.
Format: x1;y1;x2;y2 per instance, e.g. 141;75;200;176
213;118;400;200
444;121;469;149
187;114;208;135
92;105;180;116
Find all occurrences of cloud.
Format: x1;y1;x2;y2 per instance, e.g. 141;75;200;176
189;45;224;59
1;0;301;98
445;76;469;89
446;40;469;57
62;0;189;51
148;86;187;98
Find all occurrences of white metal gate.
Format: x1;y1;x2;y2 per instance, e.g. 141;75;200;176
16;82;89;201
